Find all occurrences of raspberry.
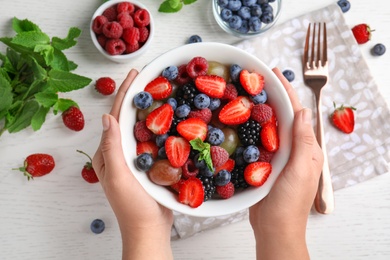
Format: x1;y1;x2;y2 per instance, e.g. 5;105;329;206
138;27;149;43
125;42;140;54
222;83;238;101
250;103;274;125
181;159;199;179
92;15;108;34
133;9;150;27
117;12;134;29
97;34;107;48
210;146;229;168
95;77;116;95
186;56;209;78
117;2;135;14
102;6;117;22
216;182;235;199
257;146;274;163
105;39;126;55
175;64;192;85
122;27;140;45
102;21;123;39
134;120;154;142
188;108;212;124
62;106;85;131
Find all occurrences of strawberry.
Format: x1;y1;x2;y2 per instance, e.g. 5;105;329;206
165;136;191;168
178;177;204;208
239;69;264;95
62;106;85;131
144;76;172;100
134;120;154;142
95;77;116;95
221;83;238;101
251;103;276;126
244;162;272;187
331;102;356;134
195;75;226;98
136;140;159;160
146;103;174;135
210;146;229;168
77;150;99;183
352;24;373;44
216;182;235;199
188;108;212;124
260;123;279;152
177;118;208;141
215;158;235;173
219;96;253;125
14;153;55;180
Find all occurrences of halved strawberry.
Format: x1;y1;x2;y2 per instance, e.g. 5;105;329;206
195;75;226;98
177;118;208;141
244;162;272;187
136;140;159;159
165;136;191;168
331;102;356;134
240;69;264;95
178;177;204;208
218;96;253;125
260;123;279;152
215;158;235;173
146;103;173;135
144;76;172;100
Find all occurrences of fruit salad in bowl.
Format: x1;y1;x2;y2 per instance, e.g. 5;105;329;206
119;42;293;217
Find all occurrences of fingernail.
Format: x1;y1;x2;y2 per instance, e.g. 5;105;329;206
102;114;110;131
302;108;312;123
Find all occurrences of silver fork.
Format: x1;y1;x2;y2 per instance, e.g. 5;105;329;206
303;23;334;214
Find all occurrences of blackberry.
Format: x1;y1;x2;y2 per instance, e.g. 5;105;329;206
169;116;184;136
175;81;199;108
197;174;216;201
237;120;260;146
231;164;249;189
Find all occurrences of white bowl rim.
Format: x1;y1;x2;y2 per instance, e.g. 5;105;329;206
119;42;294;217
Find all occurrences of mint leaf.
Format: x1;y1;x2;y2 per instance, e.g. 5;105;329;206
53;98;78;115
0;75;13;119
51;27;81;51
159;1;183;13
31;106;50;131
50;48;71;71
47;69;92;92
190;138;213;171
169;0;181;8
35;92;58;108
34;44;54;65
183;0;197;4
12;17;41;33
11;31;50;49
7;100;39;133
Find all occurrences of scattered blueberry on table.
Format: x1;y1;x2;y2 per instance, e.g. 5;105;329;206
337;0;351;13
282;69;295;82
90;219;105;234
371;43;386;56
187;34;202;44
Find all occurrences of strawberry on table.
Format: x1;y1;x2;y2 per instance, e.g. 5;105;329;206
244;162;272;187
95;77;116;95
77;150;99;183
146;103;174;134
14;153;55;180
144;76;172;100
352;23;373;44
62;106;85;131
219;96;253;125
195;75;226;98
177;118;208;141
331;102;356;134
165;136;191;168
179;177;205;208
239;69;265;95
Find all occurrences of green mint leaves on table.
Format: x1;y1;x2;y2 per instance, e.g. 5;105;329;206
0;17;92;137
190;137;213;171
159;0;197;13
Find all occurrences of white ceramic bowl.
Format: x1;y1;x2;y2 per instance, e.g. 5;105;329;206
90;0;154;63
119;42;293;217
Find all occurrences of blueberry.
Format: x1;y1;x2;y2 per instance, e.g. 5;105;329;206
162;66;178;81
208;98;221;111
261;3;273;13
238;6;251;20
228;0;242;11
371;43;386;56
220;8;233;21
234;146;246;166
243;0;257;6
166;97;177;110
238;20;250;34
228;15;243;30
251;5;262;17
217;0;229;7
243;145;260;163
194;93;211;109
214;169;231;186
207;127;225;145
175;104;191;118
133;91;153;109
194;153;206;169
249;17;262;32
260;12;274;24
200;165;215;177
156;133;169;147
251;89;268;104
337;0;351;13
187;35;202;44
230;64;242;82
282;69;295;82
257;0;269;4
158;147;167;159
136;153;154;171
90;219;105;234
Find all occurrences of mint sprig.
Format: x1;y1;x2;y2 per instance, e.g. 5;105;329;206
0;17;92;136
190;138;213;171
159;0;197;13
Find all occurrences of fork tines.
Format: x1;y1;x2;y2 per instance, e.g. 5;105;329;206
304;23;327;69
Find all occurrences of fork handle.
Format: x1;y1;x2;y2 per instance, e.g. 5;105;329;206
314;94;335;214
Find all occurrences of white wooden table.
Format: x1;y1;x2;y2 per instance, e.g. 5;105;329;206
1;0;389;259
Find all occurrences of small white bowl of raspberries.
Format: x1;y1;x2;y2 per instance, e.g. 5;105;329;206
90;0;154;63
119;42;294;217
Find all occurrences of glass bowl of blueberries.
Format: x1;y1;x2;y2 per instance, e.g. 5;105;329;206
213;0;282;38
